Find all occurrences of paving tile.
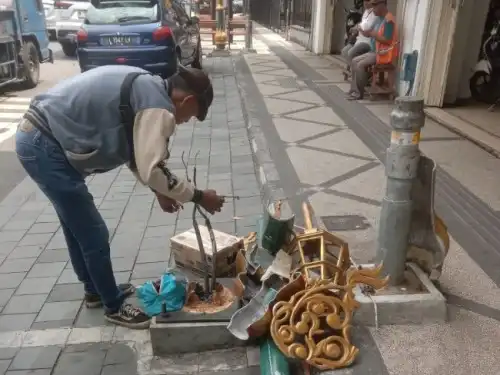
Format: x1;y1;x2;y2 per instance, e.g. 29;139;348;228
2;220;36;231
140;237;168;251
3;294;48;314
7;246;44;260
0;243;18;257
0;258;36;274
0;348;19;360
45;235;67;250
56;269;79;284
26;262;66;278
6;370;52;375
144;226;175;238
27;223;60;234
150;353;199;374
30;320;74;330
0;273;26;290
198;348;247;372
36;214;59;223
15;277;57;295
246;347;260;367
0;314;36;332
74;306;109;328
201;368;260;375
52;348;106;375
47;284;83;303
131;262;168;279
148;212;178;227
0;231;26;244
136;249;170;263
35;301;81;322
37;249;70;263
10;347;61;370
0;289;14;307
64;343;112;353
101;363;137;375
0;359;10;374
17;233;53;247
111;258;135;272
104;343;136;365
113;272;131;284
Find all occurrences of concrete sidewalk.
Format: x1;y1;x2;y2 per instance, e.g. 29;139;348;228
0;57;261;375
239;25;500;375
2;27;500;375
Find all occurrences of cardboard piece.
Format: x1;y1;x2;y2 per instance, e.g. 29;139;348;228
170;226;243;277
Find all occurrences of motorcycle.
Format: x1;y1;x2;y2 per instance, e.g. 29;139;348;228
470;21;500;107
344;0;364;46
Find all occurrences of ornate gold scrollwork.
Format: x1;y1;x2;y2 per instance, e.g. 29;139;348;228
269;203;389;371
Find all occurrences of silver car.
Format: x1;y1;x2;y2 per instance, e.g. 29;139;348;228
43;0;56;40
56;2;92;56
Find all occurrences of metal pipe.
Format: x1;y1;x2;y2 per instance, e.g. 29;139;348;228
245;0;253;51
376;96;425;285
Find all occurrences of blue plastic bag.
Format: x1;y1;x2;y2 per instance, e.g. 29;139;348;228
136;271;188;317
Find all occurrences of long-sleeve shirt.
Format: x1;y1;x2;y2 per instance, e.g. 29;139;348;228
132;108;195;203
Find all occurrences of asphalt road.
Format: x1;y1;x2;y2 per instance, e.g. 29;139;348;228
0;42;80;202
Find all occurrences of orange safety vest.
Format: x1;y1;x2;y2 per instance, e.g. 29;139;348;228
375;12;398;65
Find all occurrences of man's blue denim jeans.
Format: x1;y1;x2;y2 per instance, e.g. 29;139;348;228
15;122;125;313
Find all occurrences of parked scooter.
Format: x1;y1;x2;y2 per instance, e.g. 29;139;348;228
344;0;364;46
470;20;500;109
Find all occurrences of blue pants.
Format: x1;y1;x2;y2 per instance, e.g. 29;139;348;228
15;121;125;313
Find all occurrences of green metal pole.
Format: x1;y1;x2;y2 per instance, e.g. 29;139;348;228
260;337;290;375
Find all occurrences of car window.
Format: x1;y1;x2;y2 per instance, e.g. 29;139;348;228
34;0;44;12
170;1;189;24
86;0;159;24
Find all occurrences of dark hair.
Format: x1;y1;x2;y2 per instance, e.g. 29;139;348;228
165;66;214;121
167;74;193;95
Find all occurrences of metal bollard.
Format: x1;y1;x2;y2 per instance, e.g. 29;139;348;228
244;0;255;52
376;96;425;285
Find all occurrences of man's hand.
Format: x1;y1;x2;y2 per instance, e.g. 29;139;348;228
155;193;182;213
199;189;225;214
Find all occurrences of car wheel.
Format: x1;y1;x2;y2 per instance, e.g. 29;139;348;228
192;39;202;69
62;43;77;57
20;41;40;89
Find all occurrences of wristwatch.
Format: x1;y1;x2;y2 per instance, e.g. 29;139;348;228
191;189;203;204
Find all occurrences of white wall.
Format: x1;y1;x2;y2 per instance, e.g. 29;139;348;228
448;0;490;103
311;0;328;53
397;0;430;96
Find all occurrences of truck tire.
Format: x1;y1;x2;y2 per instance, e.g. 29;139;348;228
62;44;77;57
21;41;40;89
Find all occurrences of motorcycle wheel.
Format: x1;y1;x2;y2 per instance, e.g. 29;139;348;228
470;71;496;104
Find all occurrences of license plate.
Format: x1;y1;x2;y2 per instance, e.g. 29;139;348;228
103;36;138;46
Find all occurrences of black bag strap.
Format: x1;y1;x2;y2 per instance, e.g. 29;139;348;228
119;72;152;171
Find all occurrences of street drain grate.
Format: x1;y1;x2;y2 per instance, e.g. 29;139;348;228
321;215;371;231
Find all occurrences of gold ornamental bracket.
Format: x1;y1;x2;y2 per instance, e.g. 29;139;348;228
291;203;351;285
269;202;389;371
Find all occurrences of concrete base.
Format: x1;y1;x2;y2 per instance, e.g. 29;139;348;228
150;278;246;356
353;263;447;326
208;49;231;57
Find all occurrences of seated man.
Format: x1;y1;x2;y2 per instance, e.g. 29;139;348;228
341;0;377;73
347;0;398;100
